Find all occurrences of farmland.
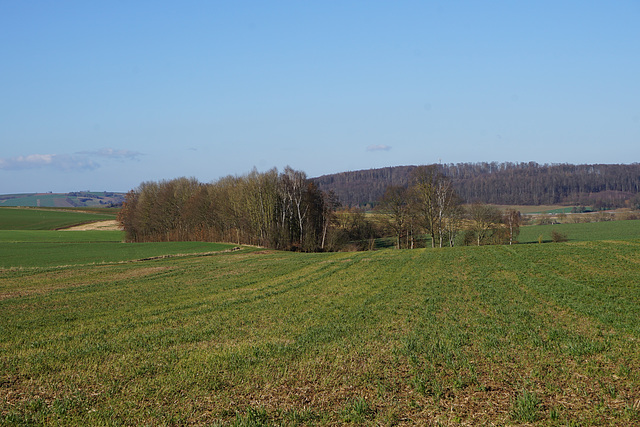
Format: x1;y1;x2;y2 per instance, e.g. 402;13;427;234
1;210;640;425
0;208;235;268
0;207;117;230
0;192;125;208
0;238;235;269
518;219;640;243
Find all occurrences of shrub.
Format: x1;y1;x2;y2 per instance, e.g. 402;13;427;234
551;230;569;243
537;216;553;225
462;230;476;246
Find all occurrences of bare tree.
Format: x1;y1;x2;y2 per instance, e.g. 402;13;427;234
280;166;309;248
117;190;139;241
433;178;460;247
320;190;340;250
468;202;502;246
410;166;439;248
410;165;460;248
377;185;410;249
245;168;278;247
443;200;464;247
503;208;522;245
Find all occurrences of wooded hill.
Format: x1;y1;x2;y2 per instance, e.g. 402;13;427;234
313;162;640;208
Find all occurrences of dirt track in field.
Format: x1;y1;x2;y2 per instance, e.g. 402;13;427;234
63;220;122;231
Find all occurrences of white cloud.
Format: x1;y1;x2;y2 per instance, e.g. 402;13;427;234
77;147;143;160
0;147;142;171
367;144;392;152
0;153;99;171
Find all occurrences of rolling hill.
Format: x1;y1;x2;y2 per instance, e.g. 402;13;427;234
313;162;640;208
0;191;125;208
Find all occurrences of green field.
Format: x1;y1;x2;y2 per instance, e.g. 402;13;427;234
2;208;640;424
0;239;236;268
0;209;236;268
2;242;640;425
0;230;124;243
519;219;640;243
0;207;116;230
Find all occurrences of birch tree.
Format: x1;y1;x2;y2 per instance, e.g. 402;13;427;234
503;208;522;245
280;166;308;248
410;165;459;248
469;202;502;246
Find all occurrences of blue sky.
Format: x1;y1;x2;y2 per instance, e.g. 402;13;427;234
1;1;639;193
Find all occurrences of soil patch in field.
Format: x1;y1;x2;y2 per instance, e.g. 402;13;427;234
62;220;122;231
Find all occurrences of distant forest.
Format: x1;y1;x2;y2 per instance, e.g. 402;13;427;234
313;162;640;208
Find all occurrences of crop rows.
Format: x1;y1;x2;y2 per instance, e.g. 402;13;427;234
2;240;640;425
0;208;116;231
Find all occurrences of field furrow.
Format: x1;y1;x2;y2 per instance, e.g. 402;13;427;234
2;243;640;425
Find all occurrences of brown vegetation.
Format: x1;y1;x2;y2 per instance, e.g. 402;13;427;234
117;168;373;252
314;162;640;208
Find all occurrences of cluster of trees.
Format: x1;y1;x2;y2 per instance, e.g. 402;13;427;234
463;203;522;246
376;166;522;248
117;167;379;252
118;161;639;252
376;166;459;249
118;165;526;251
314;162;640;207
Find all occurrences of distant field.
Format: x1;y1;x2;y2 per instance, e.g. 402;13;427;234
1;242;639;425
57;206;122;215
0;192;125;208
0;230;235;268
0;208;236;268
0;230;124;243
519;219;640;243
0;207;116;230
491;204;577;214
370;219;640;248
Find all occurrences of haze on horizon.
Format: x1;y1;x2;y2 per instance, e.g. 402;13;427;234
1;1;639;194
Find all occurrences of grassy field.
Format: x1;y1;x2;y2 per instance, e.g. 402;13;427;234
0;207;116;230
2;208;640;424
0;208;237;268
2;241;640;425
492;205;584;215
0;230;124;243
0;238;236;268
519;219;640;243
0;227;236;269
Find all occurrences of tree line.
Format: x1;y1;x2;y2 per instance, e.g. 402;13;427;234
314;162;640;208
117;167;375;251
117;165;526;251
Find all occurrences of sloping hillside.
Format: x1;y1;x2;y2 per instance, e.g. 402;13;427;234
0;192;125;208
313;162;640;207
